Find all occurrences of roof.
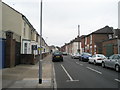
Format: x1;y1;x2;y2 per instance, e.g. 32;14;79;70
81;26;114;39
2;2;22;16
92;26;113;34
72;35;86;42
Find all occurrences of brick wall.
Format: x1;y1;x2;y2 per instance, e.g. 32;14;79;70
102;38;118;56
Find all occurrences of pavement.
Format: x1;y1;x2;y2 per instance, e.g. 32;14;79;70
1;54;55;89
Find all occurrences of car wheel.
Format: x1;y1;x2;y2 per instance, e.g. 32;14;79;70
102;62;105;68
94;61;96;65
115;65;120;72
79;58;81;61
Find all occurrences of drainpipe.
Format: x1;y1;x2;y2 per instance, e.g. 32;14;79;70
118;39;120;54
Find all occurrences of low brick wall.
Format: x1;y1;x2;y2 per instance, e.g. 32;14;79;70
20;53;50;65
20;54;35;65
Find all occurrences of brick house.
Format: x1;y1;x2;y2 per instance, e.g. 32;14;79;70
81;26;113;55
102;29;120;57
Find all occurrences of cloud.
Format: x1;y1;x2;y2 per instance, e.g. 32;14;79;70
2;0;120;46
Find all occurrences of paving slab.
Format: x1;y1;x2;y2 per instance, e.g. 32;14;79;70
2;54;54;89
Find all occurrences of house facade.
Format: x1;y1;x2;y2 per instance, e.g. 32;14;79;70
61;36;82;55
81;26;113;55
1;2;49;68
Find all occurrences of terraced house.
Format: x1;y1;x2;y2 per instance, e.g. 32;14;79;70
0;2;49;68
81;26;114;55
61;26;120;57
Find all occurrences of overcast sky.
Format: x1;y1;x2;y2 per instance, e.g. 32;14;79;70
2;0;120;47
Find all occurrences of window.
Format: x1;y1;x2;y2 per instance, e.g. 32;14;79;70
118;55;120;59
108;34;112;39
94;45;96;54
24;43;27;54
114;55;120;59
109;55;114;59
90;46;92;54
90;35;92;44
92;55;96;58
24;22;26;36
85;37;87;45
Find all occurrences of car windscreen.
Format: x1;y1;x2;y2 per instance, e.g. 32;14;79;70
97;54;105;58
84;53;91;56
53;52;62;55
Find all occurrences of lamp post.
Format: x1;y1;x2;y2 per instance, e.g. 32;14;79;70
39;0;42;84
78;25;80;54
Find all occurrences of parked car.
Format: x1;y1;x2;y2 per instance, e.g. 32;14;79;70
62;52;68;55
52;51;63;62
88;54;107;65
79;52;92;62
102;54;120;72
71;53;81;59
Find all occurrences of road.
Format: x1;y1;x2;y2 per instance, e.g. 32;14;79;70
53;55;120;89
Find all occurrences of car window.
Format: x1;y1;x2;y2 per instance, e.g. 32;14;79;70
54;51;62;55
98;54;105;58
118;55;120;59
92;55;96;57
109;55;114;59
113;55;119;59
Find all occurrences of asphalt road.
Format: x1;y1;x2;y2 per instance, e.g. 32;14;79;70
53;55;120;89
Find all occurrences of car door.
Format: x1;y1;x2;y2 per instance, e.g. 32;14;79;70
105;55;114;67
118;55;120;66
110;55;118;68
91;55;96;63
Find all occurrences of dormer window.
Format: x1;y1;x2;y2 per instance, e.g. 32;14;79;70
108;34;112;39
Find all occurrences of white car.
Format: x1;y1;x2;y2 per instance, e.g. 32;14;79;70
88;54;107;65
71;53;81;59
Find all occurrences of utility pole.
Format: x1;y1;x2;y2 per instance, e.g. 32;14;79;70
39;0;42;84
78;25;80;54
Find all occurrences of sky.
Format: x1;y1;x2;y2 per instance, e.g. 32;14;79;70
2;0;120;47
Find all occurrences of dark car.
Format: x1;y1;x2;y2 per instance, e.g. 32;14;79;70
79;52;92;62
52;51;63;62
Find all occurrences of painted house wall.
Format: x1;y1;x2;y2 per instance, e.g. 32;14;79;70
72;42;78;54
2;3;22;38
118;1;120;29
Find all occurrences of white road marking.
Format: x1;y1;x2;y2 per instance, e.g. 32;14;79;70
76;62;83;66
115;79;120;83
61;64;79;82
66;80;79;82
76;62;79;64
86;67;102;75
53;63;57;89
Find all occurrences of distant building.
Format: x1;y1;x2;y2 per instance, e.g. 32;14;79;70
61;36;84;55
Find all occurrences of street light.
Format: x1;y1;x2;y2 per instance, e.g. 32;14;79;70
78;25;80;54
39;0;42;84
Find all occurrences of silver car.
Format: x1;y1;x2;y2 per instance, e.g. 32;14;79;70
102;54;120;72
71;53;81;59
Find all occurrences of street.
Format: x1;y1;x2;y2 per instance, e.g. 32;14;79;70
53;55;120;89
